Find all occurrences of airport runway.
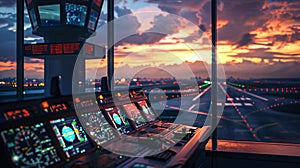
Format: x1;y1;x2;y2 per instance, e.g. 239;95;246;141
163;84;300;144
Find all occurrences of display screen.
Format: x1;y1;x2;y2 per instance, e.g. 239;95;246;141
38;4;61;26
65;3;87;26
29;8;38;28
1;123;61;167
3;108;30;121
81;110;117;145
137;101;157;122
88;9;98;30
50;116;94;158
105;107;134;134
122;103;147;128
24;42;82;56
74;97;96;109
40;101;69;113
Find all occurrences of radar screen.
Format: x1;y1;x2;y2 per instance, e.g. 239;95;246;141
122;103;147;128
105;107;134;134
50;116;94;158
137;100;157;122
1;123;61;167
65;3;87;26
80;110;117;145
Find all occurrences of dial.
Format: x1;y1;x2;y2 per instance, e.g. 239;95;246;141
88;114;101;136
81;111;116;145
14;130;43;166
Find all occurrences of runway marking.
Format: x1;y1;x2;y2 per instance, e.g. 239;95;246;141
225;102;242;106
192;85;211;102
227;98;233;101
188;104;196;111
227;85;269;101
244;103;253;106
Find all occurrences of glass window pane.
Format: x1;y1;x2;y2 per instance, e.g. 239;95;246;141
217;0;300;144
0;0;17;101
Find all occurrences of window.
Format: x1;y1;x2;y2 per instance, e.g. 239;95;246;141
216;0;300;144
0;0;17;101
85;0;214;123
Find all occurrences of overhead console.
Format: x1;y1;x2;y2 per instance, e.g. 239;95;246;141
0;89;210;168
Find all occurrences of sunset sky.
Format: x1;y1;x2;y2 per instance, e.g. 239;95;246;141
0;0;299;79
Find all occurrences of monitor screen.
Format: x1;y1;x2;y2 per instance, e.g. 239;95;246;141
88;9;98;30
1;123;61;167
65;3;87;26
122;103;147;128
29;8;38;28
50;116;94;158
38;4;61;26
137;100;157;122
105;107;134;134
80;110;117;145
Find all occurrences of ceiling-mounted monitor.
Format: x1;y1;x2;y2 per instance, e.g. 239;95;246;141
29;8;38;28
38;4;61;26
65;3;87;26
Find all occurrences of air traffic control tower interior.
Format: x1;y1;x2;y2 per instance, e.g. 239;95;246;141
0;0;300;168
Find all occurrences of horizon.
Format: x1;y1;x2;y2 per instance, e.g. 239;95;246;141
0;0;299;80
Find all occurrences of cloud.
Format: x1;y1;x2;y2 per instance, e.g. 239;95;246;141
235;33;256;48
117;13;181;45
0;28;16;61
115;6;132;17
87;59;300;80
142;0;211;30
223;60;300;79
0;1;16;7
217;0;266;42
117;32;166;45
227;46;300;63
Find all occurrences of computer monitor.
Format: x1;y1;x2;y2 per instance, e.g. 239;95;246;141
50;116;94;158
80;110;117;145
65;3;87;26
38;4;61;26
122;103;147;128
1;122;61;167
104;107;134;134
137;100;157;122
29;8;38;28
